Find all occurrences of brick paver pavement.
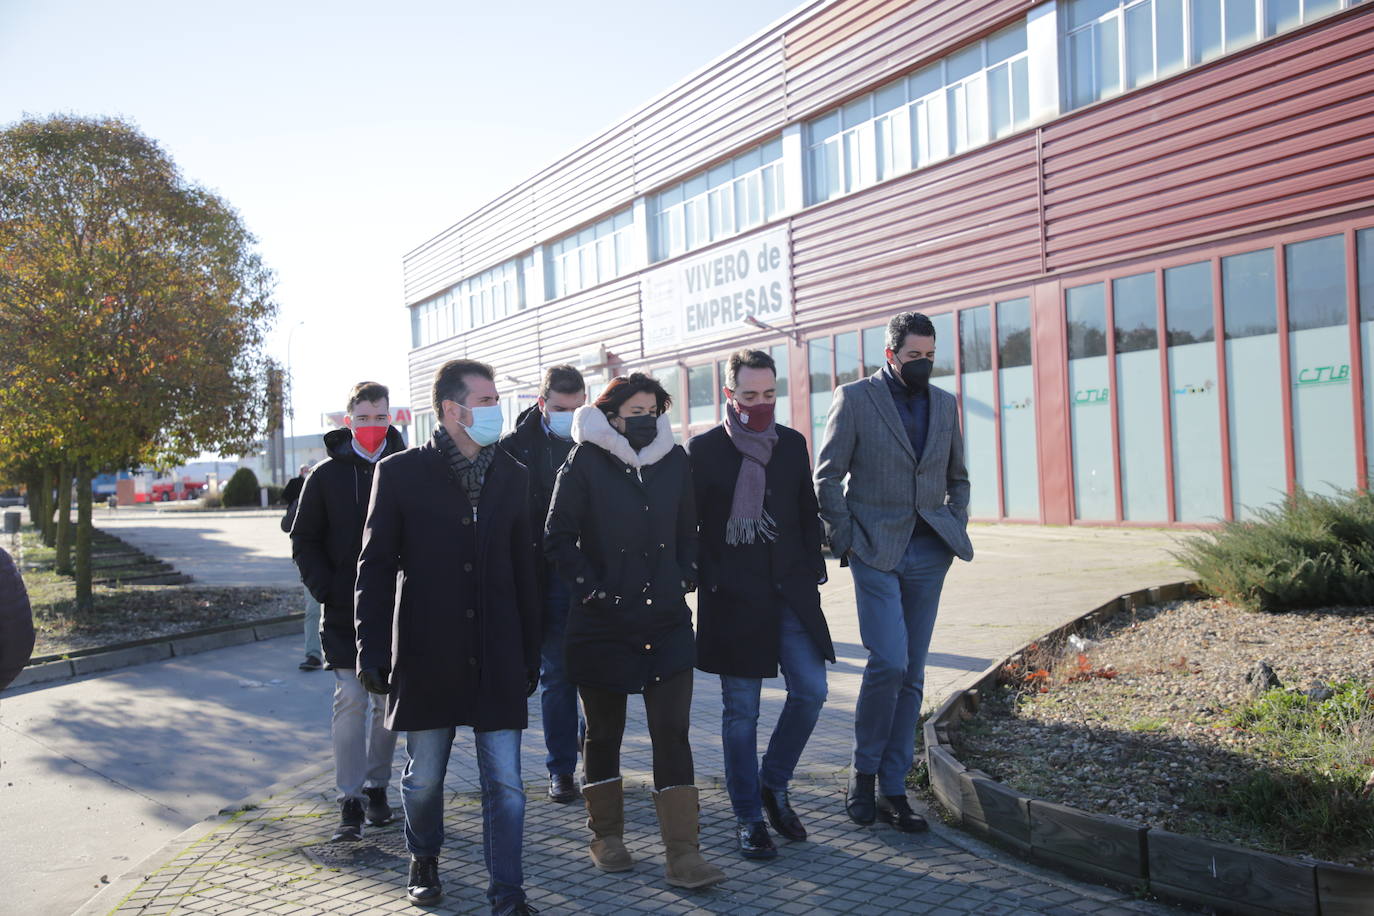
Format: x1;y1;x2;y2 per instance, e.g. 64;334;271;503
80;525;1187;915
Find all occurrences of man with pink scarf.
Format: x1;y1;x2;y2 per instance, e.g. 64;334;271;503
687;348;834;860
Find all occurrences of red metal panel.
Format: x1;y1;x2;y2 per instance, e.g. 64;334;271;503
1031;279;1072;525
1347;227;1369;492
1042;7;1374;274
1275;246;1298;494
1211;258;1235;521
784;0;1034;120
536;278;644;369
792;135;1042;325
1104;279;1124;522
1155;270;1177;523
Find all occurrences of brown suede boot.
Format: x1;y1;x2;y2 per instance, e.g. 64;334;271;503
652;785;726;889
582;777;634;872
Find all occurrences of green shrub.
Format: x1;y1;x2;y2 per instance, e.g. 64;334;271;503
220;468;261;507
1173;488;1374;611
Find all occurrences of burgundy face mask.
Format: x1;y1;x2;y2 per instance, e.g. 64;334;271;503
736;400;775;432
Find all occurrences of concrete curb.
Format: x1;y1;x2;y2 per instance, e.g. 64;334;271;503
924;581;1374;916
71;758;335;916
7;613;306;692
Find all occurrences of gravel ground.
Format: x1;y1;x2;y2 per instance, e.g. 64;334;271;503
953;598;1374;868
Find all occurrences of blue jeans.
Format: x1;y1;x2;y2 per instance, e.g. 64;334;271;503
850;532;954;796
540;572;583;776
401;727;525;914
720;605;828;822
303;586;322;660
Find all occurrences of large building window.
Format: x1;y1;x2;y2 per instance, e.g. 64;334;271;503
1222;248;1285;518
410;255;529;348
1066;282;1115;520
651;138;784;261
547;209;634;299
1066;0;1359;110
806;23;1031;205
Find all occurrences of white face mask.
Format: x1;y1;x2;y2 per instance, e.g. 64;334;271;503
458;404;503;446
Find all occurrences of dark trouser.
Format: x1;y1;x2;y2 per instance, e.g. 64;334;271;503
539;572;583;777
579;667;694;790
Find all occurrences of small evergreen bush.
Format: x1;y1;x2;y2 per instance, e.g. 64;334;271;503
1174;488;1374;611
220;468;261;507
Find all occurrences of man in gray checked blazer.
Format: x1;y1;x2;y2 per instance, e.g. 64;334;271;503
814;311;972;834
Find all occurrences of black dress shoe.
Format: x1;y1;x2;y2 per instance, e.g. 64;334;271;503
761;785;807;841
298;654;322;671
363;786;393;826
331;797;364;842
845;772;876;825
736;818;778;859
547;773;579;803
407;855;442;905
877;794;929;833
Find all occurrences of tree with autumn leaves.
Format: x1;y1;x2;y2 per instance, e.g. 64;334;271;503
0;114;277;610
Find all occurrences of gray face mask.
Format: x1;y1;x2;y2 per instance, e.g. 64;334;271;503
620;414;658;451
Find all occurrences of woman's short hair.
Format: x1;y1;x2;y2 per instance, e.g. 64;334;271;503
593;372;673;418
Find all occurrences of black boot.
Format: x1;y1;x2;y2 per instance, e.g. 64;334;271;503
845;772;876;825
406;855;442;905
363;786;393;826
547;773;579;803
877;794;929;833
331;797;365;841
761;785;807;841
736;818;778;859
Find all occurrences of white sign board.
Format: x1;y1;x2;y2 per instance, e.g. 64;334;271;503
642;227;791;353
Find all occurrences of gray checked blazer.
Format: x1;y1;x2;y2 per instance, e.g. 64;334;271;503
814;369;973;570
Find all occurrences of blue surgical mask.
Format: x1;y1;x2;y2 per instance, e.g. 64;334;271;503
459;404;504;447
546;410;574;440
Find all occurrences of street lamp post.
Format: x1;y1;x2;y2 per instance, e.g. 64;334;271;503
286;320;305;483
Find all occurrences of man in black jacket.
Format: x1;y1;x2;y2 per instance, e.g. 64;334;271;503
688;349;834;860
281;464;322;671
500;363;585;804
290;382;407;843
355;358;540;914
0;546;35;691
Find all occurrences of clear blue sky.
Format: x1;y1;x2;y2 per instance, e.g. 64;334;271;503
0;0;801;446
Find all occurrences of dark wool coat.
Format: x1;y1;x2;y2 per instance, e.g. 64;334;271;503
0;546;35;691
354;439;541;732
544;408;698;694
687;423;835;678
290;426;407;668
500;405;575;599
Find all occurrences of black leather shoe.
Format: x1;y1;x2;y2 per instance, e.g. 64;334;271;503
407;855;442;905
331;797;364;841
298;654;322;671
877;794;929;833
547;773;579;804
761;785;806;841
363;786;393;826
846;772;877;825
736;818;778;859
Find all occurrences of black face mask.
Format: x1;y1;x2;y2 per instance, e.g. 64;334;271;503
895;357;933;392
620;414;658;451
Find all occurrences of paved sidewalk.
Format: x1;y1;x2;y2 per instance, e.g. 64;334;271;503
76;524;1189;915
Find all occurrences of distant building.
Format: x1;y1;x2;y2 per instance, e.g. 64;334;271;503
403;0;1374;526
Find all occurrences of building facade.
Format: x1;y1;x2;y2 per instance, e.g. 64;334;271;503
404;0;1374;526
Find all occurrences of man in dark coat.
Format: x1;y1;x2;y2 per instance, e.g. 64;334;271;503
499;363;586;804
291;382;406;842
816;311;973;834
355;358;540;915
0;546;36;691
688;348;834;860
281;463;322;671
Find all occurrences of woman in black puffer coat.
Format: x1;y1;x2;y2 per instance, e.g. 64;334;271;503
545;372;724;889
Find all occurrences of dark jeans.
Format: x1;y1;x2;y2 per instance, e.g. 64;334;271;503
400;727;525;914
720;605;828;821
540;572;583;777
850;531;954;796
579;667;694;789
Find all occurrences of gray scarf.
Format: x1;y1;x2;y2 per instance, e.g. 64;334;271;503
434;425;493;509
723;402;778;545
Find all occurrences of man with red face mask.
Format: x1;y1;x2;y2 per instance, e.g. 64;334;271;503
686;348;834;860
291;381;408;843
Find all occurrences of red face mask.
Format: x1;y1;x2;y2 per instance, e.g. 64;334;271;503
735;400;775;432
353;425;388;453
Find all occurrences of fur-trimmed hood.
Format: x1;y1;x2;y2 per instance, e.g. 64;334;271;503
571;405;675;468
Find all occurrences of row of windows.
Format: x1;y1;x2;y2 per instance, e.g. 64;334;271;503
412;0;1362;348
806;24;1031;204
1065;0;1360;108
651;138;786;261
